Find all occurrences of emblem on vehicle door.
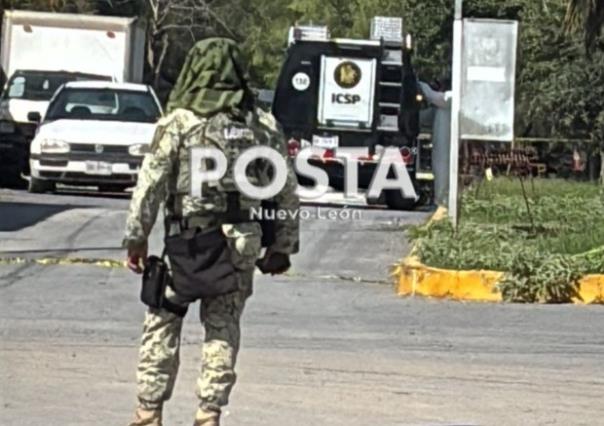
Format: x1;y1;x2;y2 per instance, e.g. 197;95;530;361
95;144;104;154
334;61;361;89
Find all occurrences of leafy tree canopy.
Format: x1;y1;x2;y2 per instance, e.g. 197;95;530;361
0;0;602;142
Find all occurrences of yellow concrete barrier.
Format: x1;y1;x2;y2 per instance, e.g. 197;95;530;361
396;256;503;302
395;207;604;304
577;275;604;304
395;256;604;304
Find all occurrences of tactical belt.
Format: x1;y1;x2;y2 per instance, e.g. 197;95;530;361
182;212;251;230
180;192;253;230
168;192;252;231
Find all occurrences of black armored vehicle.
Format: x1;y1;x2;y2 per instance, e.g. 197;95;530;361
272;18;432;209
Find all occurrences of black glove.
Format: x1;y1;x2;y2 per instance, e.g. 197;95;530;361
256;250;291;275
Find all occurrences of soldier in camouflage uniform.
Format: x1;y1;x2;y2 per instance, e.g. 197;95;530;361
123;38;299;426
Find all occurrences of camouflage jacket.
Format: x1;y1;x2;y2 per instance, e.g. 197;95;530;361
123;107;300;254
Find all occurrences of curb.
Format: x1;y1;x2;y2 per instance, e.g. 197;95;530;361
395;208;604;304
395;255;503;302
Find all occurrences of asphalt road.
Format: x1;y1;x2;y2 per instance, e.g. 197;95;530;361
1;188;603;426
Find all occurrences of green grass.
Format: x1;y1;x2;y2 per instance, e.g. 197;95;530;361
410;178;604;274
409;178;604;302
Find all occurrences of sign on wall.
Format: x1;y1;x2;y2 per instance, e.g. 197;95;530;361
460;19;518;141
317;56;377;128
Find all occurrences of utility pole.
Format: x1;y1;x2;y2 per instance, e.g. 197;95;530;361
448;0;463;226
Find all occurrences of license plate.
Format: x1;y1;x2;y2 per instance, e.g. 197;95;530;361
312;134;339;149
85;161;112;176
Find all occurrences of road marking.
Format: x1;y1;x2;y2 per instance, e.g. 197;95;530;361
0;257;126;269
0;257;392;285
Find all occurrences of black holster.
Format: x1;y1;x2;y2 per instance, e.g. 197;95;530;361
141;254;188;317
164;227;239;301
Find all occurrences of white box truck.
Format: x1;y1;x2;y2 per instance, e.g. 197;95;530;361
0;10;146;183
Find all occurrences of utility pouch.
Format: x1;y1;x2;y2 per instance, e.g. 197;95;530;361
141;253;188;317
164;228;238;300
141;255;169;308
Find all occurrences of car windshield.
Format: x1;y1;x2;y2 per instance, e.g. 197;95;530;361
2;71;110;101
45;88;161;123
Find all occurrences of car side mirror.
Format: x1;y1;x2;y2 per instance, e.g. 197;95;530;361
27;111;41;123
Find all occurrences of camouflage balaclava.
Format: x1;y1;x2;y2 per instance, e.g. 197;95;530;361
166;37;254;117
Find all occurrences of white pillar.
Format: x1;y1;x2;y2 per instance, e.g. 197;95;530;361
448;0;463;226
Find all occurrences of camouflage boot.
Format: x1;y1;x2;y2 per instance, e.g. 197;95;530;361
128;407;162;426
192;408;220;426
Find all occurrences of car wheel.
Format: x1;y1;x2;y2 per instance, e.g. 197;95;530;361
384;190;417;210
28;177;55;194
0;171;26;189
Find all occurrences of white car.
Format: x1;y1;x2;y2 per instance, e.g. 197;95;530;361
28;81;162;193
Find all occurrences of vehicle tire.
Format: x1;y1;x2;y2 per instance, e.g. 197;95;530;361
0;171;26;189
384;190;418;210
28;177;55;194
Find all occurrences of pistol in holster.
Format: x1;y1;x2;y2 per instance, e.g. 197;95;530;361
141;254;169;309
141;253;188;317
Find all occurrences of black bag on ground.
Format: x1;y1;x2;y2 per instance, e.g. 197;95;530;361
164;228;238;300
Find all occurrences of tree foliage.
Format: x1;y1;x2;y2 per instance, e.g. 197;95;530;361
408;178;604;303
565;0;604;53
0;0;602;144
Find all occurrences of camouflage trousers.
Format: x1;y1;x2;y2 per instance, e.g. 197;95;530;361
135;223;260;412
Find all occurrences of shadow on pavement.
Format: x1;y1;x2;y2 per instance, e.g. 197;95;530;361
0;201;88;232
54;187;132;200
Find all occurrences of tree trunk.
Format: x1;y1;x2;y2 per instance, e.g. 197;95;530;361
153;33;169;89
600;149;603;185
